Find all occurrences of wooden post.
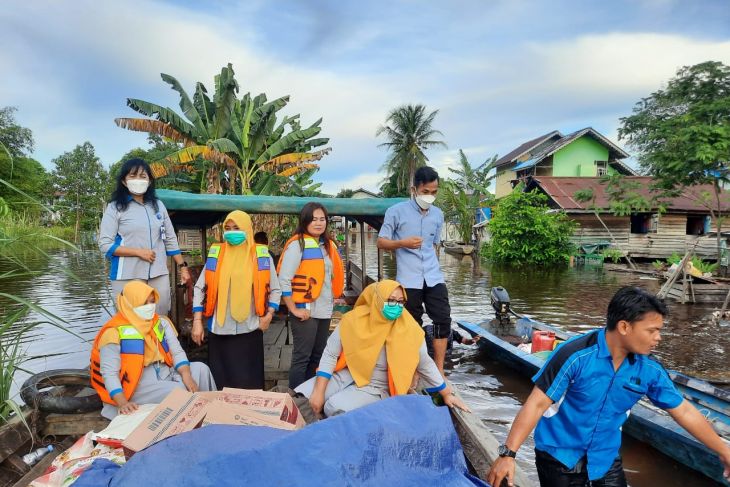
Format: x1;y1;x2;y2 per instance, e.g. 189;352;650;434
377;248;383;281
360;221;366;282
344;218;351;289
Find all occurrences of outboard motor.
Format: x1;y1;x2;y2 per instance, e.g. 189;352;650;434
490;286;511;324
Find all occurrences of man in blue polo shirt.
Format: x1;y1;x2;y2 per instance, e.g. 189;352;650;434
377;166;451;374
488;286;730;487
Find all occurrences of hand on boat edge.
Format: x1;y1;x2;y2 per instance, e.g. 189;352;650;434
443;392;471;413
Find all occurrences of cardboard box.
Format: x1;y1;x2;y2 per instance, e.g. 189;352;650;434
219;388;306;429
122;388;210;457
201;400;299;430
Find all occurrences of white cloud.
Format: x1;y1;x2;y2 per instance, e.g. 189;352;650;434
2;1;729;194
528;32;730;96
321;171;383;195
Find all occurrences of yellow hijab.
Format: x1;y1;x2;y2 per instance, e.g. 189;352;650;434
339;280;425;395
99;280;167;366
216;210;255;325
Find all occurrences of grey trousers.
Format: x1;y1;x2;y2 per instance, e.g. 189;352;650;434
295;370;382;417
111;274;171;316
288;315;330;389
101;361;216;420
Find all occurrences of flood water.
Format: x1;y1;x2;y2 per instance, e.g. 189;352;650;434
2;231;728;486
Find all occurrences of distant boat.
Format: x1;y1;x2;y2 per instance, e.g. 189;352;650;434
443;241;474;256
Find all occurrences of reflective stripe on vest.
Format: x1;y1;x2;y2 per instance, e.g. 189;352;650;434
203;243;271;320
277;235;344;304
90;315;173;405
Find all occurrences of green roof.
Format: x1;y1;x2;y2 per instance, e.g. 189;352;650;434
157;189;405;229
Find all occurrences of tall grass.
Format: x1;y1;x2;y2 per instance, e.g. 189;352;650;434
0;175;84;429
0;212;75;243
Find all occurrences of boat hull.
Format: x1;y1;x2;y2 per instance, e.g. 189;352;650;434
456;319;729;484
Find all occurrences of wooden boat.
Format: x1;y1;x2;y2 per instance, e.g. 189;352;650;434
443;241;475;256
456;317;730;484
0;191;534;486
2;361;535;487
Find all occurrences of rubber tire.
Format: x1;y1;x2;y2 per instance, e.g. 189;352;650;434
20;369;103;414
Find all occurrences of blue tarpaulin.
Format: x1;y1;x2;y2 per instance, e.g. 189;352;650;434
83;395;488;487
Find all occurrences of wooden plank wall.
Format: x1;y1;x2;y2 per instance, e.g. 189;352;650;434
570;214;629;247
570;213;721;260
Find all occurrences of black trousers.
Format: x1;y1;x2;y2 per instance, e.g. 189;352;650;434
535;449;627;487
404;282;452;338
208;330;264;390
288;315;331;389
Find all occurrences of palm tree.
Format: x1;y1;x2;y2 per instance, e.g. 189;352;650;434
376;104;446;195
115;64;330;194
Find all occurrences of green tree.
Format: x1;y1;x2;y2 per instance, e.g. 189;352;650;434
376;104;446;196
379;173;401;197
0;155;49;214
51;142;109;241
115;64;330;194
484;188;576;265
439;150;495;244
336;188;355;198
0;107;34;159
618;61;730;262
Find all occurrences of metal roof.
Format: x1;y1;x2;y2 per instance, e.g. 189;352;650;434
157;189;406;229
529;177;729;213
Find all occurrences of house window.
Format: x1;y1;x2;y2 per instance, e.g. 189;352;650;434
631;213;653;234
595;161;608;177
686;215;710;235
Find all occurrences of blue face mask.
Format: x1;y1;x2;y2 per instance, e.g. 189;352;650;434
382;303;404;321
223;230;247;246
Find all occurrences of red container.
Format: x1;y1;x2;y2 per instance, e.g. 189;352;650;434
531;330;556;353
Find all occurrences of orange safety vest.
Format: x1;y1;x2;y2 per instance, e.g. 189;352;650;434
202;243;271;320
333;352;401;397
277;234;344;304
90;314;173;405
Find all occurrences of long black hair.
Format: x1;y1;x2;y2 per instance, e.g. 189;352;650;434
111;158;159;212
294;202;332;250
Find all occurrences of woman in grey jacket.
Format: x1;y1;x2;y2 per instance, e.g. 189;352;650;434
98;158;191;315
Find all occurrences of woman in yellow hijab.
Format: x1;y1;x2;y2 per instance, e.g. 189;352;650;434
90;281;215;419
191;210;281;389
294;280;469;417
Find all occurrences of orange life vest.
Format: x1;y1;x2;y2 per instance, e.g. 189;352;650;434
333;352;401;397
202;242;271;321
277;234;344;304
90;314;173;405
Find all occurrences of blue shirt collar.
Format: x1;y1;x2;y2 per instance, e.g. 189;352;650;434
598;328;636;364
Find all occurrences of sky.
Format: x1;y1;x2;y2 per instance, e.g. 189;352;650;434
2;0;730;194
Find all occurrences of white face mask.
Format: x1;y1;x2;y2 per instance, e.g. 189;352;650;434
133;302;157;320
126;178;149;195
415;194;436;210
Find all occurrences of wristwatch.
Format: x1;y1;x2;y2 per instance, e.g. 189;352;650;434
180;261;189;268
498;444;517;458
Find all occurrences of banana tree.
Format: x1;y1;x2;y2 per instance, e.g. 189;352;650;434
439;150;496;243
115;64;330;194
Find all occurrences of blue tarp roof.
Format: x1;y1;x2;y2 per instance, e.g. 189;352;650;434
513;158;538;171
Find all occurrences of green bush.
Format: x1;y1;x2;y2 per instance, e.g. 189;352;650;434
691;256;718;275
665;252;683;265
652;260;665;271
482;189;576;265
601;248;624;264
